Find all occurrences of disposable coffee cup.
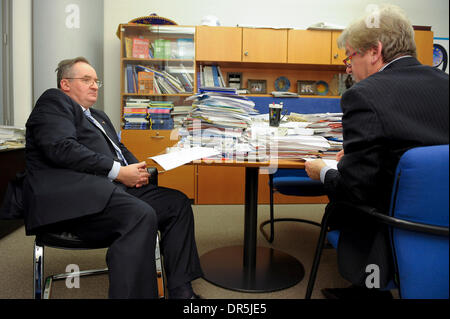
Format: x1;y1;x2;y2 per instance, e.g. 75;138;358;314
269;103;283;127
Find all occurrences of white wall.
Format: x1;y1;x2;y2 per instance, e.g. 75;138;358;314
12;0;32;127
13;0;450;129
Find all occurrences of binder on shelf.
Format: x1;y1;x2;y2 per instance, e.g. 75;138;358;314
211;66;220;87
126;65;135;93
124;37;132;57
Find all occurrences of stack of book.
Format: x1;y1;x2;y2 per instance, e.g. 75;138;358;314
124;65;193;94
148;101;174;130
123;98;150;130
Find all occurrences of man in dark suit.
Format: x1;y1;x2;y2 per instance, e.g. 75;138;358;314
305;4;449;299
23;57;203;298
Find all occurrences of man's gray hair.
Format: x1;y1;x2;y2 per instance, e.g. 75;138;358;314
55;57;91;88
338;4;417;63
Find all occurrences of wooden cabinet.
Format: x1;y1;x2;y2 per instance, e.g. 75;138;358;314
242;28;288;63
196;26;288;64
414;30;434;66
196;166;328;205
196;26;242;62
288;30;331;64
331;31;346;65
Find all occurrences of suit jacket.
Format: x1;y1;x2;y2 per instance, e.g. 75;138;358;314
324;57;449;287
23;88;142;234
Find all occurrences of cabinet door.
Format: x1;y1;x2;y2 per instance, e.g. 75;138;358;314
242;28;287;63
121;130;195;199
331;31;346;65
414;30;433;66
196;26;242;62
288;30;331;64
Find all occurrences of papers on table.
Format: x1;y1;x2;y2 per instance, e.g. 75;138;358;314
304;158;338;170
150;147;220;171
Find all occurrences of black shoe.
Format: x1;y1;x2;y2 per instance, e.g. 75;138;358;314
321;285;393;299
169;283;202;299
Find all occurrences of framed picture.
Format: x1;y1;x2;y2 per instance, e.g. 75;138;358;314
248;79;267;94
297;80;316;95
227;72;243;89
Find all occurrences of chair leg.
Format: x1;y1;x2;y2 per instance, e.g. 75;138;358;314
33;240;44;299
155;232;166;299
261;174;275;243
305;207;332;299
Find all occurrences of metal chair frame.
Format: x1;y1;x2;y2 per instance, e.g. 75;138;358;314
33;232;165;299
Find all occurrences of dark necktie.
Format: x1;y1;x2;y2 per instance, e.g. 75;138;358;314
84;109;128;165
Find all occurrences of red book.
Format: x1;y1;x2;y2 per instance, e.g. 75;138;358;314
132;38;150;59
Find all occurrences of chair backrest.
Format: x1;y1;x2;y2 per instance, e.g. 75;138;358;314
389;144;449;299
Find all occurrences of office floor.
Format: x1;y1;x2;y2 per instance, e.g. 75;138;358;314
0;204;352;299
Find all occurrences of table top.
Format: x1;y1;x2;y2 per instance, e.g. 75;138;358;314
192;158;306;169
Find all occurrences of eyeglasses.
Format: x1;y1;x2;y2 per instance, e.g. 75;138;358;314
64;77;103;88
343;51;358;67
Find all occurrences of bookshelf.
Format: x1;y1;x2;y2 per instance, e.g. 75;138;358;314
118;24;196;198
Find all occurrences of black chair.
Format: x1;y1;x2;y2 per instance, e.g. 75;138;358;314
305;145;449;299
32;167;166;299
260;169;326;243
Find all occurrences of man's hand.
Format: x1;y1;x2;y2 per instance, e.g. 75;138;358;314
115;161;150;188
305;159;326;181
336;149;344;162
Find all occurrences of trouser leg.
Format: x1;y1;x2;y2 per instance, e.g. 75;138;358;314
127;186;203;290
70;188;159;298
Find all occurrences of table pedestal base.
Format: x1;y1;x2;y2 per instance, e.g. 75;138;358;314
200;245;305;292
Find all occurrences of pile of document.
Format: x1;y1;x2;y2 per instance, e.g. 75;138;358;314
243;123;332;160
0;125;25;150
288;112;343;140
287;112;343;158
177;89;259;157
172;105;193;128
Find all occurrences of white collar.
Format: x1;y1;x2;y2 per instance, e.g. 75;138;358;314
379;55;412;72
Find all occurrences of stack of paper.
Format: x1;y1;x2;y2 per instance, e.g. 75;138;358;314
0;125;25;150
244;124;331;159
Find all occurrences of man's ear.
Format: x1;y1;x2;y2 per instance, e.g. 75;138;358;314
371;41;384;64
60;79;70;91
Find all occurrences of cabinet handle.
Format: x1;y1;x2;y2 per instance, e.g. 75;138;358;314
333;53;339;59
244;51;248;56
151;135;165;139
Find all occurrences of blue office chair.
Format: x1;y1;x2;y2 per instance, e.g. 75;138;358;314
306;145;449;299
259;169;326;243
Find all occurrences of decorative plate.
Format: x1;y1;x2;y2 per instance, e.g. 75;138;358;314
315;80;329;96
274;76;291;92
433;44;448;72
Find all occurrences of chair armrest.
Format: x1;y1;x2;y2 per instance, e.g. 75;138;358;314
146;167;158;186
333;201;449;237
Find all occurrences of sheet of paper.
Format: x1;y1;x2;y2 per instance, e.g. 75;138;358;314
304;158;338;170
150;147;220;171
